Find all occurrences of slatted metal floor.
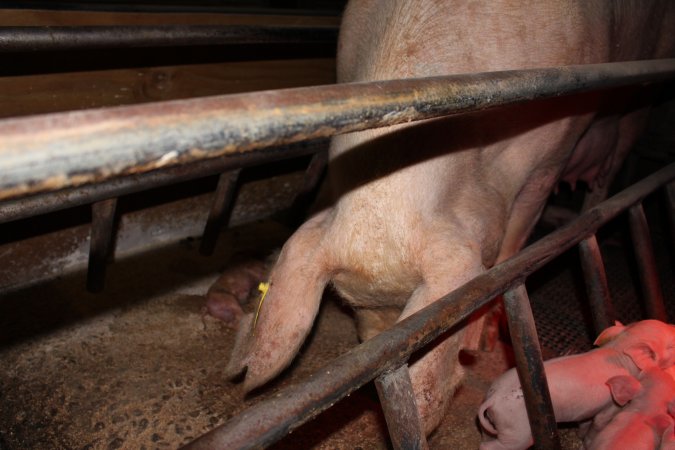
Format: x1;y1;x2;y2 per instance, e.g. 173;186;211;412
530;196;674;358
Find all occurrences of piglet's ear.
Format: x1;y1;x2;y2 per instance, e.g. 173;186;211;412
624;342;659;370
606;374;641;406
594;321;626;346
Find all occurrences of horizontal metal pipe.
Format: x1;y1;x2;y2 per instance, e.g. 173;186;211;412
0;139;325;224
0;25;338;52
182;162;675;450
1;59;675;201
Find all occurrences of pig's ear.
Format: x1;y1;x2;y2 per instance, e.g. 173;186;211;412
606;374;641;406
594;321;626;346
623;342;659;370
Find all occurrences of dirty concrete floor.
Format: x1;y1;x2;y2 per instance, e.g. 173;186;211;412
0;218;640;450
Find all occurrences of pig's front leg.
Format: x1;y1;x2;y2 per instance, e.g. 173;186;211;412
399;232;485;434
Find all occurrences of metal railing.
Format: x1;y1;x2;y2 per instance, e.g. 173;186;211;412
1;56;674;448
2;60;675;201
180;163;675;449
0;25;339;52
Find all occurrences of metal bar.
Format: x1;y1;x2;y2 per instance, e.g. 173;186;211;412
181;162;675;450
2;59;675;201
199;170;241;256
628;203;667;321
578;235;616;334
666;181;675;257
374;364;429;450
286;149;329;226
0;25;339;52
503;284;560;450
0;138;327;225
86;198;118;293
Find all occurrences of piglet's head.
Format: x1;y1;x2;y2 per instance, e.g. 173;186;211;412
594;320;675;370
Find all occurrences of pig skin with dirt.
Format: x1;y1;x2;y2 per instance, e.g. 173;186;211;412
478;320;675;450
226;0;675;435
585;368;675;450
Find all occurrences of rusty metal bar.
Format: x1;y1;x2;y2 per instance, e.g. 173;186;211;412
374;364;429;450
628;203;667;321
0;139;327;225
199;170;241;256
503;284;560;450
0;25;338;52
578;235;616;334
181;162;675;450
2;59;675;202
285;149;329;226
579;187;616;334
86;198;118;293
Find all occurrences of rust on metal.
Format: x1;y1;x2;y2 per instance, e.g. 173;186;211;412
1;59;675;201
182;163;675;450
374;364;429;450
0;25;339;52
628;203;667;321
578;235;616;334
503;284;560;450
0;139;327;225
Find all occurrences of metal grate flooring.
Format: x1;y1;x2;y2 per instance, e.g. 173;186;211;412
529;206;674;357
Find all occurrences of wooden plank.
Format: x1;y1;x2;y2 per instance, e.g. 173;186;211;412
0;58;335;117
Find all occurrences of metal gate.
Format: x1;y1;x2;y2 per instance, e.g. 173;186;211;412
1;24;674;450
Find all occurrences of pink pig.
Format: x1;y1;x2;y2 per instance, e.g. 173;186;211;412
586;367;675;450
478;320;675;450
221;0;675;436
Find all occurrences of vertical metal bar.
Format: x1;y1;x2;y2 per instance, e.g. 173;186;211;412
665;181;675;257
199;169;241;256
503;283;560;450
286;149;328;226
86;197;118;292
578;235;616;334
374;364;429;450
628;203;667;321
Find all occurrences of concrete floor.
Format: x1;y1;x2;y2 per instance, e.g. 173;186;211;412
0;218;599;449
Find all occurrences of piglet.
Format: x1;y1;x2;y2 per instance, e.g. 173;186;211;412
478;320;675;450
586;367;675;450
204;258;267;328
